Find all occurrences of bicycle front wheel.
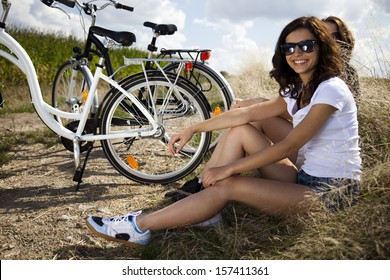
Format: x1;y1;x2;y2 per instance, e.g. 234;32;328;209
100;73;211;184
52;59;91;125
52;59;94;152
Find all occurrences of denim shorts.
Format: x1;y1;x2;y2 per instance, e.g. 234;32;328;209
297;169;360;212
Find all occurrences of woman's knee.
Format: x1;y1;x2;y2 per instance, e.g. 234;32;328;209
225;124;254;138
212;176;241;200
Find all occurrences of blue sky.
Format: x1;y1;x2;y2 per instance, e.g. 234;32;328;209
7;0;390;77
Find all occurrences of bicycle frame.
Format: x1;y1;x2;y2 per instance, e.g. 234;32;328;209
0;3;198;158
0;27;160;140
1;0;216;187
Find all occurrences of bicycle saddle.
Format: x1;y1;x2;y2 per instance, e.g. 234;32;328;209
143;21;177;35
89;26;136;47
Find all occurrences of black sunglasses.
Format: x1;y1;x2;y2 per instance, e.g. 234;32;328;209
280;40;317;56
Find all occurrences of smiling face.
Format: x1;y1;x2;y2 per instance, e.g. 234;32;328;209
284;28;319;85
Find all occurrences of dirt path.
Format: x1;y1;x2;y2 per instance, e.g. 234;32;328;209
0;113;181;259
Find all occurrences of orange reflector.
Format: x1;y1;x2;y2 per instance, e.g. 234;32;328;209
126;155;139;170
201;51;211;61
185;62;193;72
214;106;221;116
82;89;88;103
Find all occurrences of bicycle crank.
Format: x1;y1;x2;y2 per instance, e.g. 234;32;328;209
61;119;95;152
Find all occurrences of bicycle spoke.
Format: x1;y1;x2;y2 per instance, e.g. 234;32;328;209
100;73;211;184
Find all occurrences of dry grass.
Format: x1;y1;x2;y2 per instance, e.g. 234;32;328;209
0;63;389;260
95;65;390;260
145;65;390;260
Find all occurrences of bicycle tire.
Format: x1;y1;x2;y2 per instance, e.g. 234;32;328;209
52;59;91;123
52;59;94;152
164;62;233;150
100;72;211;184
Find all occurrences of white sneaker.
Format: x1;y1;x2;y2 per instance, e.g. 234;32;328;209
193;213;223;227
85;211;151;247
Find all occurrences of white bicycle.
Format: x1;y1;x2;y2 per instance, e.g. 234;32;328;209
0;0;211;189
44;0;234;151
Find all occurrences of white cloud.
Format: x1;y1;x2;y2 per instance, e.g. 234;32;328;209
203;0;374;22
5;0;390;76
193;0;390;75
9;0;78;36
373;0;390;13
8;0;187;51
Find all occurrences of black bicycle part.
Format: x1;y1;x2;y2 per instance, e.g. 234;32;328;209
57;0;75;8
60;119;96;153
73;142;94;191
65;25;137;81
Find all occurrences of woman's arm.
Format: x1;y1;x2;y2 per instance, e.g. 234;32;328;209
232;97;292;121
201;103;337;186
231;97;269;109
168;96;288;154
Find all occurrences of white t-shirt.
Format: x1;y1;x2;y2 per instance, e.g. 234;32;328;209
283;77;361;180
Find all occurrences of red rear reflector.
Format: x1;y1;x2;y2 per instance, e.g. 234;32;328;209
185;62;193;72
201;51;211;61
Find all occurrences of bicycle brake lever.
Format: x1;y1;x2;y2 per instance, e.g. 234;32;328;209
51;2;71;19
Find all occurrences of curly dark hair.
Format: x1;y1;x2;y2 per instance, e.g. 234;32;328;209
323;15;355;60
270;16;343;106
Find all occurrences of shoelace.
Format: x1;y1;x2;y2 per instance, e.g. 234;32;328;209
104;215;130;224
103;211;141;224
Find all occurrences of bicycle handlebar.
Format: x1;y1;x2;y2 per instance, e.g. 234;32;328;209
57;0;75;8
41;0;134;16
41;0;74;8
115;3;133;12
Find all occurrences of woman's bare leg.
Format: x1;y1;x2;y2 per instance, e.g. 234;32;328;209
137;176;316;232
251;116;296;162
203;116;295;175
202;123;297;182
137;124;308;232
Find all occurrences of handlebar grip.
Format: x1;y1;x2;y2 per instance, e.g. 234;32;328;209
57;0;76;8
115;3;134;12
40;0;55;7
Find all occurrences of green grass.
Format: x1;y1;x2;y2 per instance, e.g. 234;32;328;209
0;128;58;166
0;26;148;87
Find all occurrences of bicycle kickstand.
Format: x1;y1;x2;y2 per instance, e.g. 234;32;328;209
0;90;3;108
72;137;94;191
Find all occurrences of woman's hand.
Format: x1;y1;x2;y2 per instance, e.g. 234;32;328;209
200;165;234;187
230;98;243;109
168;128;194;155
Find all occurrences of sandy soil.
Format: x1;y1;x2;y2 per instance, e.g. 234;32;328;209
0;112;181;259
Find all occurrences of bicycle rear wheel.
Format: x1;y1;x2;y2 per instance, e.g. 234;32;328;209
52;59;91;125
100;72;211;184
164;62;233;150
